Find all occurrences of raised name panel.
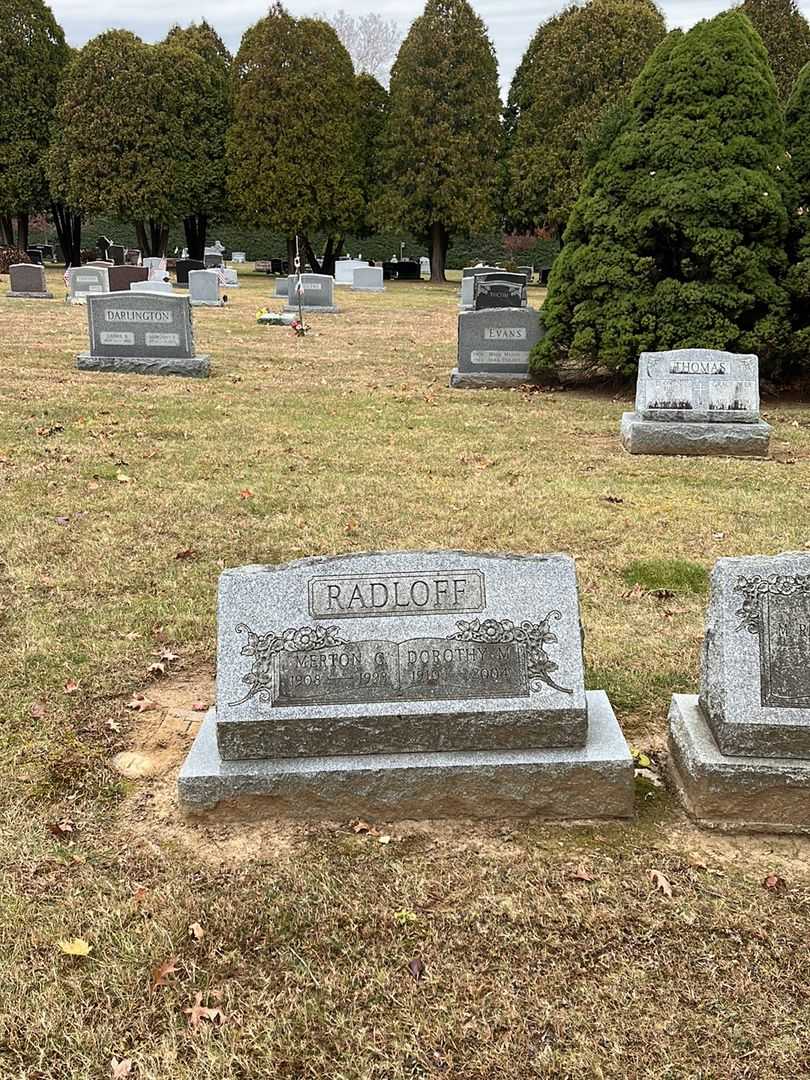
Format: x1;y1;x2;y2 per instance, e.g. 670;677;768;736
636;349;760;423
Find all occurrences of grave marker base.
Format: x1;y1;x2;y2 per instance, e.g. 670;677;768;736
76;353;210;378
620;412;771;458
668;694;810;834
6;290;54;300
190;299;224;308
179;691;633;820
450;368;536;390
283;304;339;314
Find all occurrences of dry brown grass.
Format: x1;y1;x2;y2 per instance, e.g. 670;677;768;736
2;267;810;1078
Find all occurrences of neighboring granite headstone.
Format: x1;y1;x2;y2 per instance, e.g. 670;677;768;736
223;267;239;288
283;273;339;313
473;272;528;311
620;349;771;458
77;292;210;378
273;277;289;298
143;256;167;280
67;266;109;304
125;249;141;266
6;263;52;299
175;259;205;286
451;308;544;389
108;265;149;292
232;251;246;263
131;280;174;295
108;245;125;266
335;258;369;285
519;265;534;283
669;552;810;833
460;266;503;310
204;253;224;269
25;249;43;265
352;266;384;293
178;550;633;819
189;269;224;307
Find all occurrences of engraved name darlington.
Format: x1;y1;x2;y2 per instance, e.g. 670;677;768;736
105;310;173;323
308;569;486;619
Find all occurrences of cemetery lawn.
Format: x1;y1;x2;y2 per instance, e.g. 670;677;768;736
3;267;810;1078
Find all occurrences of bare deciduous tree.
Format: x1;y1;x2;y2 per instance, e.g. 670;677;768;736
318;9;400;84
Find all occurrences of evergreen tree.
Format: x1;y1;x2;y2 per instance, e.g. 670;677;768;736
165;20;231;69
784;61;810;356
355;73;388;239
740;0;810;99
228;4;362;275
506;0;665;239
377;0;501;282
0;0;69;249
534;14;792;380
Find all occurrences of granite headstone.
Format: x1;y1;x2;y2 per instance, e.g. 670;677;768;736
108;245;125;266
351;266;384;293
175;259;205;286
6;263;53;299
67;266;109;304
188;269;223;307
283;273;339;313
451;308;544;389
108;265;149;292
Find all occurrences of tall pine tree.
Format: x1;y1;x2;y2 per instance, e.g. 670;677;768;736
784;61;810;357
740;0;810;99
534;14;792;380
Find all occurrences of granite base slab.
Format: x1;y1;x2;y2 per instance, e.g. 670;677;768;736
190;300;224;308
178;690;633;820
77;353;210;378
620;412;771;458
450;368;535;390
6;290;54;299
668;694;810;834
351;286;385;293
283;305;340;314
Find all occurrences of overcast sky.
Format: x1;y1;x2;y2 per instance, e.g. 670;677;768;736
48;0;808;92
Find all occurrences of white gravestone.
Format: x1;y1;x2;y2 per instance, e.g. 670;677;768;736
68;266;109;305
131;280;174;295
188;269;224;308
283;274;339;314
351;266;384;293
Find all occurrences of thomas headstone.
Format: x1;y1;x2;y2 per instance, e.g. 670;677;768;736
283;273;339;313
188;269;223;307
77;292;210;378
460;266;503;310
6;263;52;299
451;308;544;389
67;266;109;304
178;551;633;819
108;265;149;292
620;349;771;457
175;259;204;286
351;266;384;293
669;552;810;833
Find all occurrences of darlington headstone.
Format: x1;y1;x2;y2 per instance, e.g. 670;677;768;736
351;266;384;293
178;551;633;819
669;552;810;833
284;273;339;314
620;349;771;457
67;266;109;304
108;265;149;292
77;292;210;378
188;269;224;307
6;263;53;299
451;308;544;390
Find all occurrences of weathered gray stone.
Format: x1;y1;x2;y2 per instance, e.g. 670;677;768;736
284;273;339;313
635;349;761;423
452;308;543;389
620;413;771;458
273;277;289;298
179;690;634;820
188;269;223;307
335;259;369;285
699;552;810;758
352;266;384;292
668;695;810;834
215;552;589;761
77;292;209;379
131;280;174;295
68;266;109;304
7;263;52;299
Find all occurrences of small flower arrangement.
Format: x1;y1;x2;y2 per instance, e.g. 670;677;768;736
290;318;308;337
256;307;286;326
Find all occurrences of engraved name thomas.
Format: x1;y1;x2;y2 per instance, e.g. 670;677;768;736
308;569;485;619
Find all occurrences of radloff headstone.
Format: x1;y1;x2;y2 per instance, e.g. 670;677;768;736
67;266;109;304
620;349;771;457
76;292;210;378
451;308;544;389
283;273;339;313
6;263;53;299
178;551;633;819
669;552;810;833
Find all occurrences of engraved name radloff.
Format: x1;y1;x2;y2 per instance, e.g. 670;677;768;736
215;552;589;760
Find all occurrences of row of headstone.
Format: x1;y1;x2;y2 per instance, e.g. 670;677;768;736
334;258;369;285
25;246;55;264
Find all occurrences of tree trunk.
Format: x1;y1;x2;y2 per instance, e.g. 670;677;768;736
149;219;168;258
286;234;297;275
429;222;449;283
302;235;322;274
134;221;149;255
16;213;29;251
183;214;207;261
0;215;14;246
51;202;82;267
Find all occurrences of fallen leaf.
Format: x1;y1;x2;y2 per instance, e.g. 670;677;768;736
189;922;205;941
58;937;92;956
30;701;46;719
132;884;148;908
147;661;167;676
649;869;673;897
64;680;79;694
110;1057;133;1079
191;700;209;712
174;548;198;560
572;865;594;882
764;873;786;891
55;515;71;527
351;820;371;834
151;957;180;991
239;488;254;499
408;957;425;980
48;819;74;838
125;694;157;713
183;991;226;1028
106;719;121;732
602;494;624;504
635;767;664;788
116;471;133;484
159;649;180;663
631;747;652;768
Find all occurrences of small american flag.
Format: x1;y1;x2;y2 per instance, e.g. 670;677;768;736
64;265;72;289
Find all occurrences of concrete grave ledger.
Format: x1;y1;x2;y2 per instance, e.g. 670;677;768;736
668;552;810;833
451;308;544;389
178;551;634;819
621;349;771;457
77;292;210;378
6;263;53;299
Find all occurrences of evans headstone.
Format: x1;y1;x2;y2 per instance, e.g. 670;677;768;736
283;273;338;314
351;266;384;293
108;265;149;292
451;308;544;389
77;292;210;378
178;551;633;819
669;552;810;833
189;269;223;307
6;263;52;299
620;349;771;458
67;266;109;304
175;259;204;286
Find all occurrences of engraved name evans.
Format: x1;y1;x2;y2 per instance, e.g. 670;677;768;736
484;327;527;340
308;569;485;619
